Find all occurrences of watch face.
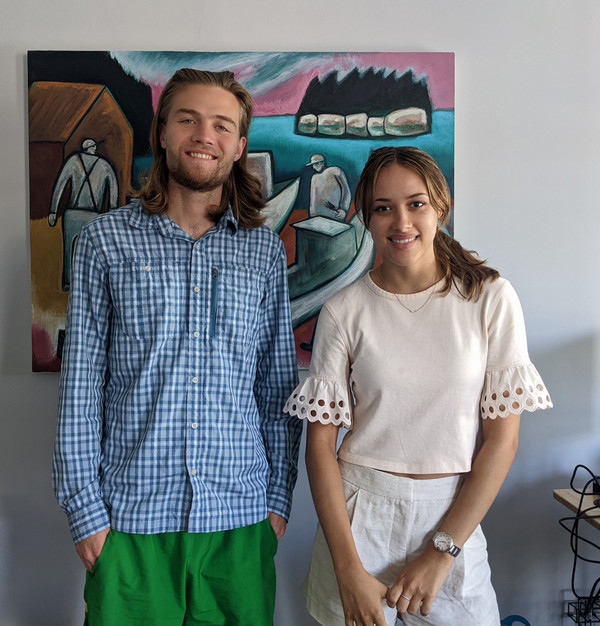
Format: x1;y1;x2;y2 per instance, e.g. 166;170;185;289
434;532;453;552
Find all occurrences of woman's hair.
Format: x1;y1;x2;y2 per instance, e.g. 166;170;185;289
354;146;499;300
133;68;265;229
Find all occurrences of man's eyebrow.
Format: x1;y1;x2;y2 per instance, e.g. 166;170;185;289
214;114;238;128
174;108;238;128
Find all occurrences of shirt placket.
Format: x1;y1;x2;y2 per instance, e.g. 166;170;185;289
186;237;212;529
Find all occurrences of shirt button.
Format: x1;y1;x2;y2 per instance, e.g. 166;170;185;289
194;286;200;293
192;376;199;384
191;422;198;429
193;331;200;338
191;468;197;476
194;243;200;251
144;266;151;272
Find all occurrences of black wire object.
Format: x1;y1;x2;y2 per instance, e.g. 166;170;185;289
559;464;600;624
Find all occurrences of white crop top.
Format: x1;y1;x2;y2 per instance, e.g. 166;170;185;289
284;274;552;474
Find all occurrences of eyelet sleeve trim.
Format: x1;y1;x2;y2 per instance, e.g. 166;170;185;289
283;376;353;428
480;362;553;419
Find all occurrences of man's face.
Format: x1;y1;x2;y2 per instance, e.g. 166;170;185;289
160;84;246;193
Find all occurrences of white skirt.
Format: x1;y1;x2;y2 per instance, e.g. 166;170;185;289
303;460;500;626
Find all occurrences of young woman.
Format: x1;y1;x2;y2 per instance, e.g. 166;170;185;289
284;147;552;626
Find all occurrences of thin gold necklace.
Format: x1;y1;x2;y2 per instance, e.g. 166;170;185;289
378;266;438;313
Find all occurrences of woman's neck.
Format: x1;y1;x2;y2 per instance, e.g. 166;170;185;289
375;262;440;294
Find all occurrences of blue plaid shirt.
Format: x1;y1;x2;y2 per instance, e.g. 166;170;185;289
53;200;301;544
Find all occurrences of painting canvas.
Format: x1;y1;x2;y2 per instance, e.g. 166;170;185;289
27;51;454;372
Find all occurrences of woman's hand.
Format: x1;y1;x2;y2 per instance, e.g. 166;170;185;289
336;565;389;626
386;548;453;617
305;421;390;624
386;412;521;617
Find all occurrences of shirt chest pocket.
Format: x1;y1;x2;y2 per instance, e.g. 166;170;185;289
210;266;265;349
110;261;183;340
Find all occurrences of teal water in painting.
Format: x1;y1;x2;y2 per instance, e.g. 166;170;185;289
248;111;454;197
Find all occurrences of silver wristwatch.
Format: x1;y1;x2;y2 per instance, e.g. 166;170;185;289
432;531;461;557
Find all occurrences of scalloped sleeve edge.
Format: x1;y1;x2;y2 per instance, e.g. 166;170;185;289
480;362;553;419
283;376;353;428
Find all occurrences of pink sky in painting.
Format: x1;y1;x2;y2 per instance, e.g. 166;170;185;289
146;52;454;117
253;53;454;115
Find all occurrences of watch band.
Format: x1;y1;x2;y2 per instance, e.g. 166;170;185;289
447;543;461;557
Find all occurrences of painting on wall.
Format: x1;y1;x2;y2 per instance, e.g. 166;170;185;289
27;50;455;372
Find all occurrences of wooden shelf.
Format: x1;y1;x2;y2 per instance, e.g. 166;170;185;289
554;488;600;531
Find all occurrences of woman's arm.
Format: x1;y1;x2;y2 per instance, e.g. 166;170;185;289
306;421;389;626
387;412;521;617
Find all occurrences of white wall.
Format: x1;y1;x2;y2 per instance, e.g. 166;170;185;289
1;1;599;624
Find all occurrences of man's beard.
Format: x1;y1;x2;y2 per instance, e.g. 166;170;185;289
169;161;232;193
166;149;235;193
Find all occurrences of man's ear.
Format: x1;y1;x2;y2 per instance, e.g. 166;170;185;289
159;124;167;150
234;136;246;162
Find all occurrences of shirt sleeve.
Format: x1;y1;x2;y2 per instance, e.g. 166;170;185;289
253;238;303;521
283;303;354;428
52;226;111;543
480;280;552;419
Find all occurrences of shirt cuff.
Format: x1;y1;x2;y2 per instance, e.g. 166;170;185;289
67;500;111;544
266;484;294;521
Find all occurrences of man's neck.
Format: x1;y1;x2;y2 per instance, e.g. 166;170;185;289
166;182;224;240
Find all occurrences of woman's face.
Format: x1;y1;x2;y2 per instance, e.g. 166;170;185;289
368;163;439;276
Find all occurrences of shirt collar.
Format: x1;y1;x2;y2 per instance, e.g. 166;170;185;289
215;206;239;235
128;200;239;238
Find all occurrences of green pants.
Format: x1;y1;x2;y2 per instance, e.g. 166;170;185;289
83;519;278;626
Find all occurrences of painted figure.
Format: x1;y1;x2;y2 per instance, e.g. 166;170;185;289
48;138;118;291
53;69;301;626
285;147;552;626
306;153;351;221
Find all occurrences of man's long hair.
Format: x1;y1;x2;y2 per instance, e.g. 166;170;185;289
355;146;499;300
134;68;265;229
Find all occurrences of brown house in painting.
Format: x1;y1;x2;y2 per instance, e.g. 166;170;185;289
28;81;133;220
29;81;134;371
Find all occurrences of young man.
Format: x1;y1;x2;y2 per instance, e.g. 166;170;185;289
53;69;302;626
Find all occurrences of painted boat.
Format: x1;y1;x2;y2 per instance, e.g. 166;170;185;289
248;151;300;233
262;177;300;232
290;216;375;326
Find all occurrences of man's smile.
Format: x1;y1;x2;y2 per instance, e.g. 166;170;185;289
187;151;216;160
